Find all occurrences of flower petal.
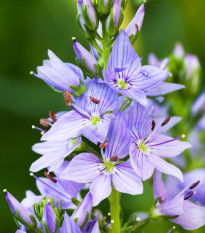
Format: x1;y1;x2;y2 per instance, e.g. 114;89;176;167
129;143;155;181
153;170;167;201
113;162;143;195
59;212;81;233
60;153;102;183
90;174;112;206
148;155;183;182
41;111;89;141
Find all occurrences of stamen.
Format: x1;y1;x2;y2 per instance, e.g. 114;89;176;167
90;96;100;104
99;166;108;173
32;125;47;133
189;180;200;189
151;135;185;147
167;226;176;233
184;191;196;200
161;116;171;126
40;118;51;127
151;120;156;131
135;24;139;33
103;220;114;229
99;142;109;149
44;171;57;183
159;197;164;204
64;91;72;107
49;111;57;122
110;155;118;162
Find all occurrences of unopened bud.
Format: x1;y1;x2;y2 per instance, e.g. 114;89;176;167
77;0;86;32
82;0;98;31
73;40;99;74
125;3;145;37
107;0;123;37
42;202;57;233
64;91;73;107
97;0;114;15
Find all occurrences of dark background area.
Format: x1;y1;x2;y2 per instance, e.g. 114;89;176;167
0;0;204;232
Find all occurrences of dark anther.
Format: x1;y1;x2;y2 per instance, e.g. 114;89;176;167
159;197;164;204
64;91;72;107
110;155;118;162
151;120;156;131
135;24;139;33
44;171;57;183
189;180;200;189
184;191;194;200
49;111;57;122
161;116;171;126
99;142;109;149
40;118;51;127
90;96;100;104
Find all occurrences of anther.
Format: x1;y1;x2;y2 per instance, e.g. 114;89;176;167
111;220;114;224
30;71;34;75
30;172;34;176
161;116;171;126
107;212;111;216
110;155;118;162
44;171;57;183
72;37;76;41
3;189;7;193
49;111;57;122
99;142;109;149
159;197;164;204
151;120;156;131
40;118;51;127
64;91;72;107
189;180;200;189
90;96;100;104
135;24;139;33
184;191;194;200
136;217;141;221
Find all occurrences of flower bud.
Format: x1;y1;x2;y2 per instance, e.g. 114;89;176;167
77;0;86;32
42;202;57;233
73;39;99;74
185;54;200;80
125;3;145;37
5;191;36;228
107;0;123;37
97;0;114;15
174;43;184;59
82;0;98;31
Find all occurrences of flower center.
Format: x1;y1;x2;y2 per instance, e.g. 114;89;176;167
137;140;150;155
90;114;101;125
101;161;115;174
116;79;130;90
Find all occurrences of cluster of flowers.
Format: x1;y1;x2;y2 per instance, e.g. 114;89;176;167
5;0;205;232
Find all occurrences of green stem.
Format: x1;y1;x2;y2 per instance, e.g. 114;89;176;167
129;218;150;232
110;185;121;233
102;18;110;70
85;145;102;159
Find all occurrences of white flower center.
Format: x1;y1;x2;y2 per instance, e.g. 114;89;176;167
137;140;150;155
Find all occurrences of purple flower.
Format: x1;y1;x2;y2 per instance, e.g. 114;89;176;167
41;81;118;144
125;3;145;36
33;50;84;92
152;170;205;230
103;30;170;106
127;103;191;181
33;174;83;208
5;191;36;227
60;113;143;206
30;137;82;173
73;40;99;74
42;202;57;233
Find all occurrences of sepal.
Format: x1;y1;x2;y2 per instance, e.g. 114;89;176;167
69;80;87;97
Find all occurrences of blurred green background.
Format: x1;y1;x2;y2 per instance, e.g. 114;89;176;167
0;0;205;232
